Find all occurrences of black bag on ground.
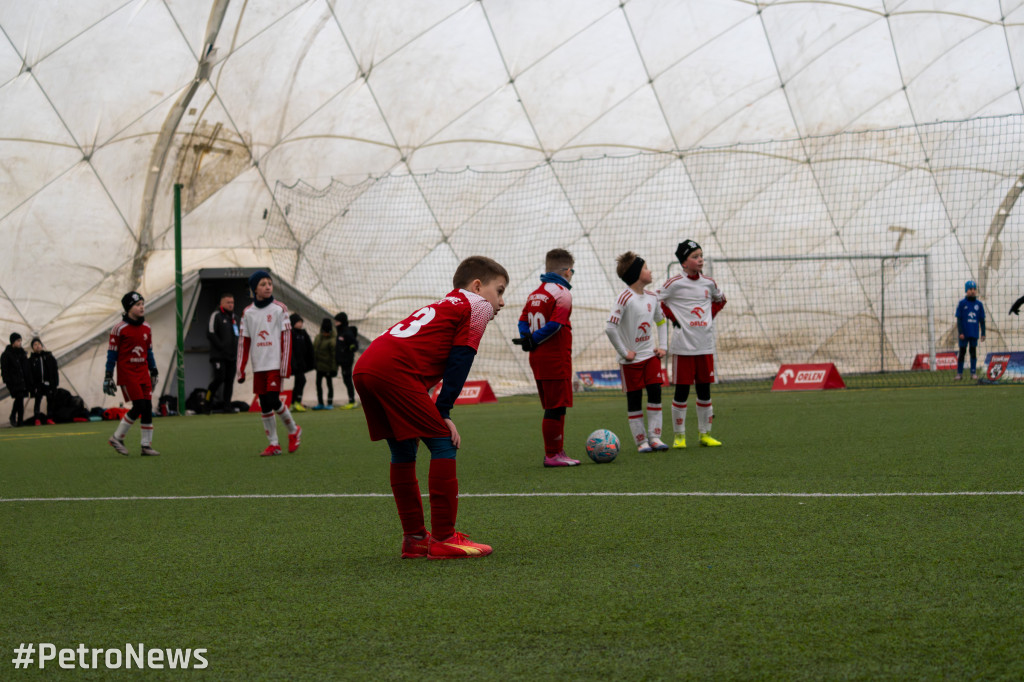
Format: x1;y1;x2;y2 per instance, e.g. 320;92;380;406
184;387;209;414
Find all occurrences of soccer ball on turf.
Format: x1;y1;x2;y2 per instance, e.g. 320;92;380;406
586;429;620;463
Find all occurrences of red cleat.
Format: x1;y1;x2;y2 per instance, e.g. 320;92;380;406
427;531;493;560
288;425;302;453
260;444;282;457
401;533;431;559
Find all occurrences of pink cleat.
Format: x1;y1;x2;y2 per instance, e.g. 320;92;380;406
543;451;580;467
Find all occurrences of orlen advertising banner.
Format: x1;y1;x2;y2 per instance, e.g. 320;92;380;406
911;352;958;370
771;363;846;391
979;352;1024;384
428;380;498;404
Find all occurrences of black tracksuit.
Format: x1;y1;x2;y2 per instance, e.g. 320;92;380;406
1;344;32;426
207;307;238;406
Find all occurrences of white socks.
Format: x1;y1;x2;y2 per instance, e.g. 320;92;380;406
696;399;713;434
671;401;687;436
627;411;646;447
646;403;663;442
114;416;133;440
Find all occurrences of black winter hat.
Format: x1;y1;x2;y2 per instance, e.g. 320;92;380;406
9;332;21;344
289;313;303;326
675;240;702;264
122;291;143;313
334;312;348;326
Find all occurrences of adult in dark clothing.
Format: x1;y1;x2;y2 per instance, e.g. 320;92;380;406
289;313;315;411
334;312;360;408
29;337;59;423
207;293;238;411
1;333;33;427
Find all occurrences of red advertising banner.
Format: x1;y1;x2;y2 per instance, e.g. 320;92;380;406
771;363;845;391
911;352;958;370
429;380;498;405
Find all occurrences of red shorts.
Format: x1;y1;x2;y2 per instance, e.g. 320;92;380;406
120;382;152;402
353;372;449;442
535;378;573;410
672;354;715;385
253;370;283;395
621;356;663;393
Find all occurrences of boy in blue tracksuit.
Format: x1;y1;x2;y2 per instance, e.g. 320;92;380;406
954;280;986;380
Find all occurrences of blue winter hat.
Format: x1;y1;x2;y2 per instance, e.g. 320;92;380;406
249;270;272;297
965;280;977;292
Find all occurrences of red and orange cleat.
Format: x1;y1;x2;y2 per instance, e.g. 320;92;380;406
427;531;493;560
288;425;302;453
401;533;431;559
260;444;283;457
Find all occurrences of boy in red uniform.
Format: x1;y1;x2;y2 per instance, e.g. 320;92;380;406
516;248;578;467
104;292;160;456
236;270;302;456
354;256;508;560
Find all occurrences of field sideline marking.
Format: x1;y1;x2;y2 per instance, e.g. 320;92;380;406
2;491;1024;503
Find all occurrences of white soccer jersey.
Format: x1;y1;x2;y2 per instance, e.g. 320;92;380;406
605;288;667;364
238;300;292;375
657;273;725;355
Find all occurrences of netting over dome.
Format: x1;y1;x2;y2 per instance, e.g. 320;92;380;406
1;1;1023;404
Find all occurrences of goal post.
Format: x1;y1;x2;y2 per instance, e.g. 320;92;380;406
695;254;935;381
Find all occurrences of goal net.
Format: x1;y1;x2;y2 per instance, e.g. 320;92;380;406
264;115;1024;393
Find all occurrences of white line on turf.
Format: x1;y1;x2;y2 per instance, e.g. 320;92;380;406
1;491;1023;503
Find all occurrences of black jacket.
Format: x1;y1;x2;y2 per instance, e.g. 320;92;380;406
1;344;32;395
207;308;238;361
291;327;316;374
336;326;359;363
29;350;59;393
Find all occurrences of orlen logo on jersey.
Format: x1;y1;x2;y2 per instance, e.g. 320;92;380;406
635;321;651;344
256;329;273;347
795;370;826;383
689;307;708;327
129;346;146;363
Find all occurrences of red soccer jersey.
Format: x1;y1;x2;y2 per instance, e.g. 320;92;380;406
108;319;153;385
520;281;573;380
354;289;494;389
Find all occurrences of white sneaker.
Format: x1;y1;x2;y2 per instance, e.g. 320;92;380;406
649;438;669;451
637;441;653;453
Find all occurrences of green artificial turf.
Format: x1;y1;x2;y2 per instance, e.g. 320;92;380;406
1;385;1022;680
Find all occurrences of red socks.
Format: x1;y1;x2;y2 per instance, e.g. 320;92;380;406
542;417;564;455
428;458;458;541
389;462;425;537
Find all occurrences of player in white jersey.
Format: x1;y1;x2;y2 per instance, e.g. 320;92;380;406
657;240;726;448
236;270;302;456
605;252;669;452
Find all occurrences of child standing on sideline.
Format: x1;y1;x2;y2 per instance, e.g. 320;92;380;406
657;240;726;448
104;292;160;455
289;313;314;412
354;256;508;560
517;249;579;467
29;337;59;423
313;318;337;409
334;312;360;408
605;252;669;452
955;280;986;380
236;270;302;456
1;333;31;427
